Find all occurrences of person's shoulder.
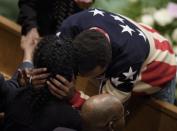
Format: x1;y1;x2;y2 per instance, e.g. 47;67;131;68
65;8;97;20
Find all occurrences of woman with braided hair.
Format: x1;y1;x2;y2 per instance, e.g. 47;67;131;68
0;36;82;131
18;0;94;48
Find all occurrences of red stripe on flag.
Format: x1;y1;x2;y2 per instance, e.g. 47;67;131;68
139;24;159;33
141;61;176;87
154;39;174;54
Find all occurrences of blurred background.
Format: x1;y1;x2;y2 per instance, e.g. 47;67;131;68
0;0;177;100
0;0;176;45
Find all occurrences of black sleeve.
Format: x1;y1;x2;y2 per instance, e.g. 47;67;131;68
0;62;33;112
109;63;142;93
0;74;5;112
0;75;19;112
18;0;38;35
11;62;34;84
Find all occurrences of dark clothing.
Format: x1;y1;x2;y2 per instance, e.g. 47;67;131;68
0;62;82;131
0;62;32;112
18;0;83;36
57;9;176;102
57;9;149;93
53;127;77;131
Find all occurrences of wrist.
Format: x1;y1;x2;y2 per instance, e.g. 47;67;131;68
69;91;86;109
69;90;78;103
23;51;33;62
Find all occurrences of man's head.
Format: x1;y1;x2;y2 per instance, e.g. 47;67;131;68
81;94;125;131
33;35;74;81
73;30;112;77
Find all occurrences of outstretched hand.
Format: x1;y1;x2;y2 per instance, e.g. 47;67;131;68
18;68;50;88
21;28;41;62
18;68;76;100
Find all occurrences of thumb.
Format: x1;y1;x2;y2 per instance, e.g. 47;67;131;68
17;69;26;87
17;69;24;79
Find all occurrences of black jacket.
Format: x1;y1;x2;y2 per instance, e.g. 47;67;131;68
18;0;82;36
0;62;82;131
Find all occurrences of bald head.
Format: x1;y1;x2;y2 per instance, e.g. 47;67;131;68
81;94;125;131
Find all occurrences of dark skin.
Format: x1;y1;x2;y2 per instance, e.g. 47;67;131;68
19;33;76;100
18;68;49;88
18;65;105;100
47;75;76;99
81;94;125;131
18;68;76;99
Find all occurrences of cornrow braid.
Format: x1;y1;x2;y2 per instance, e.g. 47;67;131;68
53;0;80;26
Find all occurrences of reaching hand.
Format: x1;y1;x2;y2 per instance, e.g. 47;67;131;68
47;75;76;100
21;28;40;62
17;68;32;87
17;68;50;88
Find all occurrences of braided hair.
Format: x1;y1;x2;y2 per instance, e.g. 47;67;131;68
53;0;82;27
26;35;74;112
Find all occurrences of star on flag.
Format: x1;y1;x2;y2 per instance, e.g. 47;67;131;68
123;67;137;80
89;9;105;16
111;77;124;87
119;24;135;36
110;14;124;23
137;29;147;41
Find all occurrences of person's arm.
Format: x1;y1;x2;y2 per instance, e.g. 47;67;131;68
18;0;38;35
0;74;19;112
47;75;89;109
103;80;132;103
18;0;40;50
103;64;142;104
56;11;83;40
11;35;35;81
14;34;42;87
17;67;89;108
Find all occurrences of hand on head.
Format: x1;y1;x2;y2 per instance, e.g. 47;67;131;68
19;36;76;101
81;94;125;131
18;68;76;100
17;68;49;88
47;74;76;100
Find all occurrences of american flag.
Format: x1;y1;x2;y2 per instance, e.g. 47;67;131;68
57;8;177;104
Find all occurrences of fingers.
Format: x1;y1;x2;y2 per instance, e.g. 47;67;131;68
50;78;69;93
56;75;70;86
34;37;42;44
17;69;26;87
32;73;50;80
24;68;33;78
21;36;26;44
47;81;66;98
32;79;47;86
17;69;23;79
28;68;49;88
35;84;45;89
48;88;62;99
30;68;47;76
